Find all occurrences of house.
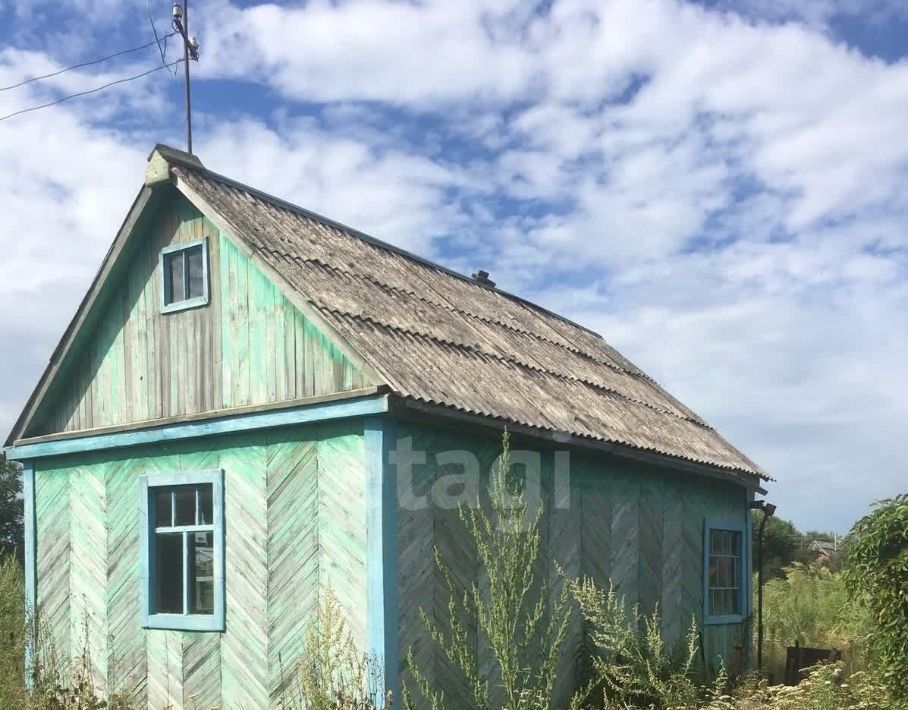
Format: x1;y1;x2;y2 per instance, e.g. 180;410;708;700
808;538;841;566
5;145;770;708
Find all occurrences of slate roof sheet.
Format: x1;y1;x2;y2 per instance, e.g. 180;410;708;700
176;164;768;480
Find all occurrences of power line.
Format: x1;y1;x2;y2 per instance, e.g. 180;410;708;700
0;59;183;123
148;0;177;77
0;33;177;92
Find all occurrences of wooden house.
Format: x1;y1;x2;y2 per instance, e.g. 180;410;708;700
5;145;770;708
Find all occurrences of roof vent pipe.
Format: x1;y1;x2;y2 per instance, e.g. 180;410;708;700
472;270;496;288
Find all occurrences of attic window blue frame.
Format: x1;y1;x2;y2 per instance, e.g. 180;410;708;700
160;238;209;313
703;519;749;625
140;470;225;631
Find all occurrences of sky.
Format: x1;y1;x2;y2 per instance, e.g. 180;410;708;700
0;0;905;533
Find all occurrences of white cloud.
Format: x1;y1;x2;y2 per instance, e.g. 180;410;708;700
0;0;905;534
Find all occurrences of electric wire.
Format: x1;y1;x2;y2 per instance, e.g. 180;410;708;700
148;0;177;77
0;33;177;92
0;59;183;123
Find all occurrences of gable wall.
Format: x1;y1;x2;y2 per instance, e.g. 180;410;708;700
395;419;751;706
30;190;369;437
33;421;367;709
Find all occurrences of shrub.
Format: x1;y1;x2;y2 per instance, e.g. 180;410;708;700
289;584;388;709
760;563;869;678
842;494;908;702
704;661;899;710
403;431;576;710
0;553;135;709
0;553;27;707
569;578;721;710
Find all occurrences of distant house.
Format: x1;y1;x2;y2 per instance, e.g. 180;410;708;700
5;145;770;708
808;538;842;565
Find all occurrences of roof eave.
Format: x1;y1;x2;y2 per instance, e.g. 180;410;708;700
390;395;769;492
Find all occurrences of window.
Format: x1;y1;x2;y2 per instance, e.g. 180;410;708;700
703;519;748;624
160;239;209;313
140;470;224;631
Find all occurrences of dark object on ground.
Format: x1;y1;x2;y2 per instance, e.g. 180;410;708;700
784;640;841;685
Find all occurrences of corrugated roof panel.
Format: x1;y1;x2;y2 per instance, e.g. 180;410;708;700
175;166;768;480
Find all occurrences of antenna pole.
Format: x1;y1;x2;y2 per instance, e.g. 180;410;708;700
183;0;192;154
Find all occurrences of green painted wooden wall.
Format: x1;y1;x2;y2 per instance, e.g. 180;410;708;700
30;191;368;437
33;421;367;709
395;420;751;705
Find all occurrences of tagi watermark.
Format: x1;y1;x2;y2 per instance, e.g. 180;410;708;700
389;437;572;513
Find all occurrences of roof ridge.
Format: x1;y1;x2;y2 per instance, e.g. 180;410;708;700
318;305;713;430
177;164;605;338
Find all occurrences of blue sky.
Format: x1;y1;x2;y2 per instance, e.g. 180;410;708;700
0;0;906;533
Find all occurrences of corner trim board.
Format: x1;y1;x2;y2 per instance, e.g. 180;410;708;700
22;460;35;689
365;416;399;703
6;393;388;460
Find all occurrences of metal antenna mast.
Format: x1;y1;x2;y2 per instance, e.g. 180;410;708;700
172;2;199;154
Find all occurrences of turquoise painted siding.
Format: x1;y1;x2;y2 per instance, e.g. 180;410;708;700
33;422;367;709
395;420;751;704
29;190;369;438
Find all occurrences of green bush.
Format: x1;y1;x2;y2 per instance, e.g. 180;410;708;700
0;553;27;708
705;662;899;709
760;563;869;679
842;495;908;702
0;552;135;709
569;578;718;710
403;431;576;710
287;584;388;709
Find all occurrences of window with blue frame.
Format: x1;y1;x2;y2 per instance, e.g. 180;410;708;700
160;238;209;313
140;470;224;631
703;519;747;624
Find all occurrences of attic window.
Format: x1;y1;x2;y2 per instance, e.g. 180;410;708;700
160;238;209;313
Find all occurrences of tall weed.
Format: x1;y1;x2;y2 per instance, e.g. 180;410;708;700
760;563;869;678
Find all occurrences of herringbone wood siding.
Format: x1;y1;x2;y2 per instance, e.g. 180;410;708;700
396;422;750;703
33;421;366;709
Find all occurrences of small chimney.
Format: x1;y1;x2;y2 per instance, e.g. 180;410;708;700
472;270;496;288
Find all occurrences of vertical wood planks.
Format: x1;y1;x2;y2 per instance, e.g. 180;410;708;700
28;195;369;439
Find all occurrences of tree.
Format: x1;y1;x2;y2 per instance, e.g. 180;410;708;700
0;453;22;562
842;495;908;702
752;512;802;580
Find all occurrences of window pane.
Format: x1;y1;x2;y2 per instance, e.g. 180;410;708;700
174;486;196;526
709;589;720;615
155;532;183;614
198;485;213;525
166;252;185;304
189;531;214;615
154;489;172;528
187;246;205;299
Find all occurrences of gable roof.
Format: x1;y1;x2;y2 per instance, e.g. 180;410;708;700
171;153;767;482
8;146;769;483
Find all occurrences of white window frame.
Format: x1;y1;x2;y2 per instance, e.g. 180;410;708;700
159;238;210;314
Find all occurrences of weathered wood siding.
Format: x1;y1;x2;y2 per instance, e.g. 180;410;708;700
30;190;368;437
33;421;367;709
396;420;751;704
